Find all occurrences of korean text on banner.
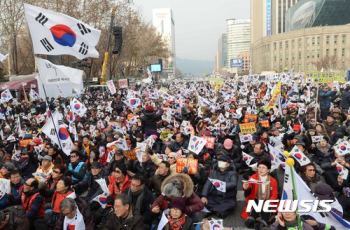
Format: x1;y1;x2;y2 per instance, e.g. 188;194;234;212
106;80;116;95
243;114;258;123
119;79;128;88
203;136;215;149
176;158;198;174
239;122;257;134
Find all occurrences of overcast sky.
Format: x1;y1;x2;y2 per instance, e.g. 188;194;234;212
133;0;250;62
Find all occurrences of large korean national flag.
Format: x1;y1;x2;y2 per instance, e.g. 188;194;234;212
24;3;101;59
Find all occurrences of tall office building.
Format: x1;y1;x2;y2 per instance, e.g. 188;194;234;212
152;8;176;78
226;19;251;73
217;34;227;72
251;0;300;43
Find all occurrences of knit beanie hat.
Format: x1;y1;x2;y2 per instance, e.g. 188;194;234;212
169;197;186;212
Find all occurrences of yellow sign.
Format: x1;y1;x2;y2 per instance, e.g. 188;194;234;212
334;72;346;83
264;81;281;112
305;72;341;84
159;87;169;93
209;78;224;86
239;122;257;134
160;131;174;141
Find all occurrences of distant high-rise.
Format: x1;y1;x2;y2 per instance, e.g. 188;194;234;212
226;19;251;73
217;34;227;71
251;0;301;43
152;8;176;78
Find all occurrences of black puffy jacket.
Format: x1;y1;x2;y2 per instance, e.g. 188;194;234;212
341;91;350;109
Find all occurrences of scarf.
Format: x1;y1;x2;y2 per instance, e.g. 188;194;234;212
114;175;125;195
257;175;270;200
168;213;186;230
63;205;85;230
128;188;144;212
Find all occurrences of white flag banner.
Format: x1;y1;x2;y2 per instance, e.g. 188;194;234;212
157;209;170;230
53;111;74;156
35;57;83;84
283;165;350;229
41;117;60;146
144;136;155;148
311;136;324;143
106;80;116;95
24;3;101;59
209;178;226;193
0;179;10;200
289;146;311;166
70;98;87;117
92;192;109;209
1;89;13;102
336;162;349;180
188;135;207;154
142;67;152;84
124;98;141;108
242;152;254;166
0;53;8;62
106;149;115;163
209;219;224;230
106;139;128;150
136;142;147;152
334;139;350;156
240;134;253;143
30;89;40;101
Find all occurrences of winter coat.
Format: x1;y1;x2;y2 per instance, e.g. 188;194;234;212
341;91;350;110
319;90;337;109
309;143;334;166
140;110;163;133
202;164;238;199
241;173;278;220
150;154;177;174
171;140;189;152
162;215;194;230
323;121;339;136
108;174;131;199
270;219;314;230
123;187;154;224
102;207;144;230
1;206;30;230
21;189;45;220
54;197;94;230
217;144;242;170
132;159;156;180
74;171;108;203
151;173;204;216
149;171;171;197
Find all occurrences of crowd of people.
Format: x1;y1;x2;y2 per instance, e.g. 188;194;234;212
0;76;349;230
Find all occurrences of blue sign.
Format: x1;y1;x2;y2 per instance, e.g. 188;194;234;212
150;64;162;72
266;0;272;36
230;59;243;67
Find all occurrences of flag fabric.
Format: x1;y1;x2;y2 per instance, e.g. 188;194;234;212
142;67;152;84
334;139;350;156
53;111;74;156
105;101;113;113
240;134;253;143
107;139;128;150
283;165;350;229
30;89;40;101
289;145;311;166
0;53;8;62
188;135;207;154
41;115;60;146
336;162;349;179
311;136;323;143
70;98;87;117
124;98;141;108
109;122;125;134
24;3;101;59
268;144;282;170
209;219;224;230
1;89;13;102
91;178;109;208
242;152;254;165
35;57;83;85
106;149;115;163
208;178;226;193
106;80;116;95
16;117;25;138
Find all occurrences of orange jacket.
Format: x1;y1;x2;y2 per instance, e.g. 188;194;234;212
108;174;131;198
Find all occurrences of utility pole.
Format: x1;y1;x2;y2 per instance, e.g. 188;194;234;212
100;6;117;85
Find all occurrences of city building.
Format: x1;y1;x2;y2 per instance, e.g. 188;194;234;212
285;0;350;32
251;0;301;43
152;8;176;78
217;34;227;72
251;25;350;74
226;19;251;74
238;52;251;74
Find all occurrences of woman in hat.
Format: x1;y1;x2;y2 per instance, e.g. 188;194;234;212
242;159;278;230
160;197;194;230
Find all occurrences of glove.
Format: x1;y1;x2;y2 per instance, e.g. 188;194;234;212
181;166;188;174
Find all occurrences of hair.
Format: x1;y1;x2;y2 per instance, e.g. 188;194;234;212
83;135;90;140
58;177;72;188
70;150;80;158
300;162;316;175
53;164;66;175
31;178;39;189
9;170;20;177
115;193;131;206
175;132;184;139
48;145;57;152
254;141;265;150
59;198;76;212
160;161;171;169
114;163;127;176
132;174;146;185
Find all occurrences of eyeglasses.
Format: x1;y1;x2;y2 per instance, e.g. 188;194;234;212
168;157;175;160
131;183;142;188
24;183;32;187
70;155;77;158
114;170;121;173
52;170;60;174
307;169;315;172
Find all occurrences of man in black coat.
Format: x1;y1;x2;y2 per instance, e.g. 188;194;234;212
123;174;154;230
140;106;163;137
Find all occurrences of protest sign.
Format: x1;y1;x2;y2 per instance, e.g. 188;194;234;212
239;122;257;134
19;139;33;147
176;158;198;174
203;136;215;149
118;79;128;89
259;120;270;128
243;114;258;123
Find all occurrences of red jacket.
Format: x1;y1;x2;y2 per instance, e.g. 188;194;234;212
108;175;131;198
51;190;74;213
21;190;45;219
241;173;278;220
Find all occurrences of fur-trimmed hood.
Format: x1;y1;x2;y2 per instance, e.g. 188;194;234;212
161;173;194;198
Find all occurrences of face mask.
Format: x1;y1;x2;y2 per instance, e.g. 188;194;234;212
218;161;227;168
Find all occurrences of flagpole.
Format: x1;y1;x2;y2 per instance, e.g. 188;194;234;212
22;85;28;102
315;85;319;120
286;158;303;229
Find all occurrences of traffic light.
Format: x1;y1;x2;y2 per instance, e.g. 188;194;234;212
112;26;123;54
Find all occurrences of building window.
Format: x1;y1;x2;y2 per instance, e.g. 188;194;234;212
326;36;330;45
312;37;315;45
307;38;310;45
334;49;337;56
292;40;295;48
280;42;282;49
342;35;346;44
326;49;329;56
299;51;301;59
298;39;302;47
317;49;321;58
334;35;338;44
312;51;315;59
317;37;321;45
286;41;289;49
342;48;345;57
307;51;309;59
274;56;277;61
274;43;277;50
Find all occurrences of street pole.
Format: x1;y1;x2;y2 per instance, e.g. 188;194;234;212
100;6;117;85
